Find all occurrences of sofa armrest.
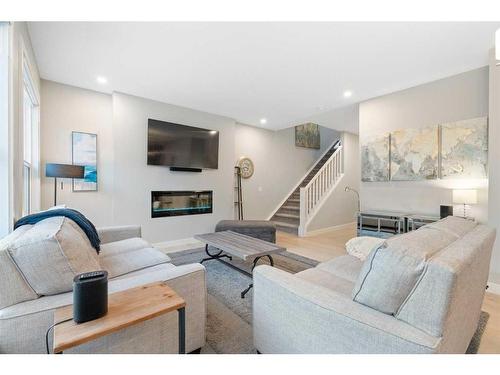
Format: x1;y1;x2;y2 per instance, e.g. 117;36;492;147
253;265;441;354
97;225;142;244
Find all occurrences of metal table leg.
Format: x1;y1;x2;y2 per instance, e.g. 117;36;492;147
178;307;185;354
200;244;233;264
240;255;274;299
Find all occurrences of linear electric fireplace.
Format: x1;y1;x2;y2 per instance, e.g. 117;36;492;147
151;190;213;218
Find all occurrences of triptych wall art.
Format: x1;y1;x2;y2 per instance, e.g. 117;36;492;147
361;116;488;182
361;134;390;182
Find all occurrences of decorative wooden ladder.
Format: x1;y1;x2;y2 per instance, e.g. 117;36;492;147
234;166;243;220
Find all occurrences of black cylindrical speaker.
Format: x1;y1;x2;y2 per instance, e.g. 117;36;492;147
73;271;108;324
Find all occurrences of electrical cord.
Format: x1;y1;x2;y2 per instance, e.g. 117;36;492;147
46;318;73;354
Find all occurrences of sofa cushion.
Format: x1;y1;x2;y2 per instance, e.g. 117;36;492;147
0;226;39;309
423;215;477;238
7;217;101;295
100;246;171;279
0;262;177;320
316;255;363;283
395;224;495;337
296;268;355;296
100;237;152;256
352;224;459;315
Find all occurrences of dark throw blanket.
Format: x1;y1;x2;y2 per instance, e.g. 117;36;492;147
14;208;101;253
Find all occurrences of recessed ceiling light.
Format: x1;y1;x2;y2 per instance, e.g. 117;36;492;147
260;118;267;125
343;90;353;98
96;76;108;84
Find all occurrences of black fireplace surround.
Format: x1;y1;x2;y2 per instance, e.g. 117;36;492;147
151;190;213;218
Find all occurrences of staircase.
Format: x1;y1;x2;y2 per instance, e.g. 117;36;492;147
270;139;343;236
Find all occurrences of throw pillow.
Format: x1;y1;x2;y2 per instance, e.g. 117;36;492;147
7;217;101;295
0;226;39;309
351;226;458;314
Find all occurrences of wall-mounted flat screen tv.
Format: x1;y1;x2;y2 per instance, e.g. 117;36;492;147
147;119;219;169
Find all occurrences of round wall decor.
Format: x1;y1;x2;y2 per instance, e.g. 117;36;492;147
237;157;254;179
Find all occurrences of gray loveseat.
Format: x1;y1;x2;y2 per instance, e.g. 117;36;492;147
0;221;206;354
253;216;495;353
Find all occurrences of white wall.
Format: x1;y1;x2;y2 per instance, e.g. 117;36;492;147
488;50;500;284
111;93;236;243
234;123;339;220
299;104;359;134
307;131;360;232
39;81;348;241
359;67;489;223
40;80;113;226
40;84;237;243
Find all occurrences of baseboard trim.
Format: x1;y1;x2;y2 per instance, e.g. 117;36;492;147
304;221;356;237
153;237;204;254
487;281;500;295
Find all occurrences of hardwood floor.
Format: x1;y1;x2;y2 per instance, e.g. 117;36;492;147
277;224;357;262
277;223;500;354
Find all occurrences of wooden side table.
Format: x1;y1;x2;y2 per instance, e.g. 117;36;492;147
52;281;186;354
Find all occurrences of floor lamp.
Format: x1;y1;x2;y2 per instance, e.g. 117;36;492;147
45;163;85;206
344;186;360;212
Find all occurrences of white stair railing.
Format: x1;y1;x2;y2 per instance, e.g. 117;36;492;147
299;145;344;236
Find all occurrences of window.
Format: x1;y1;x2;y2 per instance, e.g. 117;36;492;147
22;59;39;216
0;22;9;236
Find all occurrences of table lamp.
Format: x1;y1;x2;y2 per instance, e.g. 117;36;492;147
452;189;477;219
45;163;85;206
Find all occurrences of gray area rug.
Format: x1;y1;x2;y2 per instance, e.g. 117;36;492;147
466;311;489;354
169;247;488;354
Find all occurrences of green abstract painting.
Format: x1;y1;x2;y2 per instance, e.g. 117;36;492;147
295;123;320;149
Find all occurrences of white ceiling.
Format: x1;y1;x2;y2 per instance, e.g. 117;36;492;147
28;22;499;130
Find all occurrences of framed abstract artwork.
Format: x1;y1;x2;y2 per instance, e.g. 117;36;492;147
295;123;320;149
72;131;97;191
361;133;390;182
440;117;488;179
361;116;488;183
390;125;438;181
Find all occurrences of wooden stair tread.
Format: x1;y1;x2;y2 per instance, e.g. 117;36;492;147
274;213;300;219
273;220;299;228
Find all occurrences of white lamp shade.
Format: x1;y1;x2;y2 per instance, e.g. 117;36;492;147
452;189;477;205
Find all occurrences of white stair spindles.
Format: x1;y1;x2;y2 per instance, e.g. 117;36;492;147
298;145;344;236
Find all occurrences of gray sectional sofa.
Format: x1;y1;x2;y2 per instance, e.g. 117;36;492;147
0;220;206;354
253;216;496;353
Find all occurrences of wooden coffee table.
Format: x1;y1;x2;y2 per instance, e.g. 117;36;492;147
52;281;186;354
194;230;285;298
